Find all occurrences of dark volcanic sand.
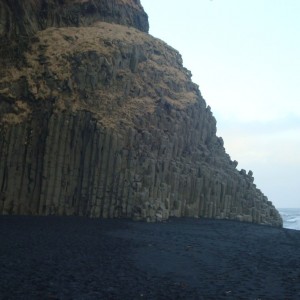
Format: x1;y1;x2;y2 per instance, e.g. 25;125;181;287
1;217;300;299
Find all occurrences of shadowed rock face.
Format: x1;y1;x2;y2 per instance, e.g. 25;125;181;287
0;0;148;66
0;0;282;226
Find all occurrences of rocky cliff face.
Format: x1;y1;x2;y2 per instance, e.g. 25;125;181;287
0;0;282;226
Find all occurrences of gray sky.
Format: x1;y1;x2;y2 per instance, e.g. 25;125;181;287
142;0;300;208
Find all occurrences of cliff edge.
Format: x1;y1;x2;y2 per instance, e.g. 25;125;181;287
0;0;282;226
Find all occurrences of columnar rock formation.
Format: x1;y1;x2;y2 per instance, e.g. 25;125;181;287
0;0;282;226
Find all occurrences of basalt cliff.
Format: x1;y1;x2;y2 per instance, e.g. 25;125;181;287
0;0;282;226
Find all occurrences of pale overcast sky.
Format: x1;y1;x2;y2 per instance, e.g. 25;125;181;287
142;0;300;208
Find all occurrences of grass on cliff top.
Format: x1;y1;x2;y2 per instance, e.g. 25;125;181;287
0;22;198;126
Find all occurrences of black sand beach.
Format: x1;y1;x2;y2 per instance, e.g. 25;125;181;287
1;216;300;299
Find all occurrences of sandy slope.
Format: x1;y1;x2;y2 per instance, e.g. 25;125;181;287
0;216;299;299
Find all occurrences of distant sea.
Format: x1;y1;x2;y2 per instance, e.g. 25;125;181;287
278;208;300;230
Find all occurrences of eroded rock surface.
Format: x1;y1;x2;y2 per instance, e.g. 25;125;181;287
0;0;282;226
